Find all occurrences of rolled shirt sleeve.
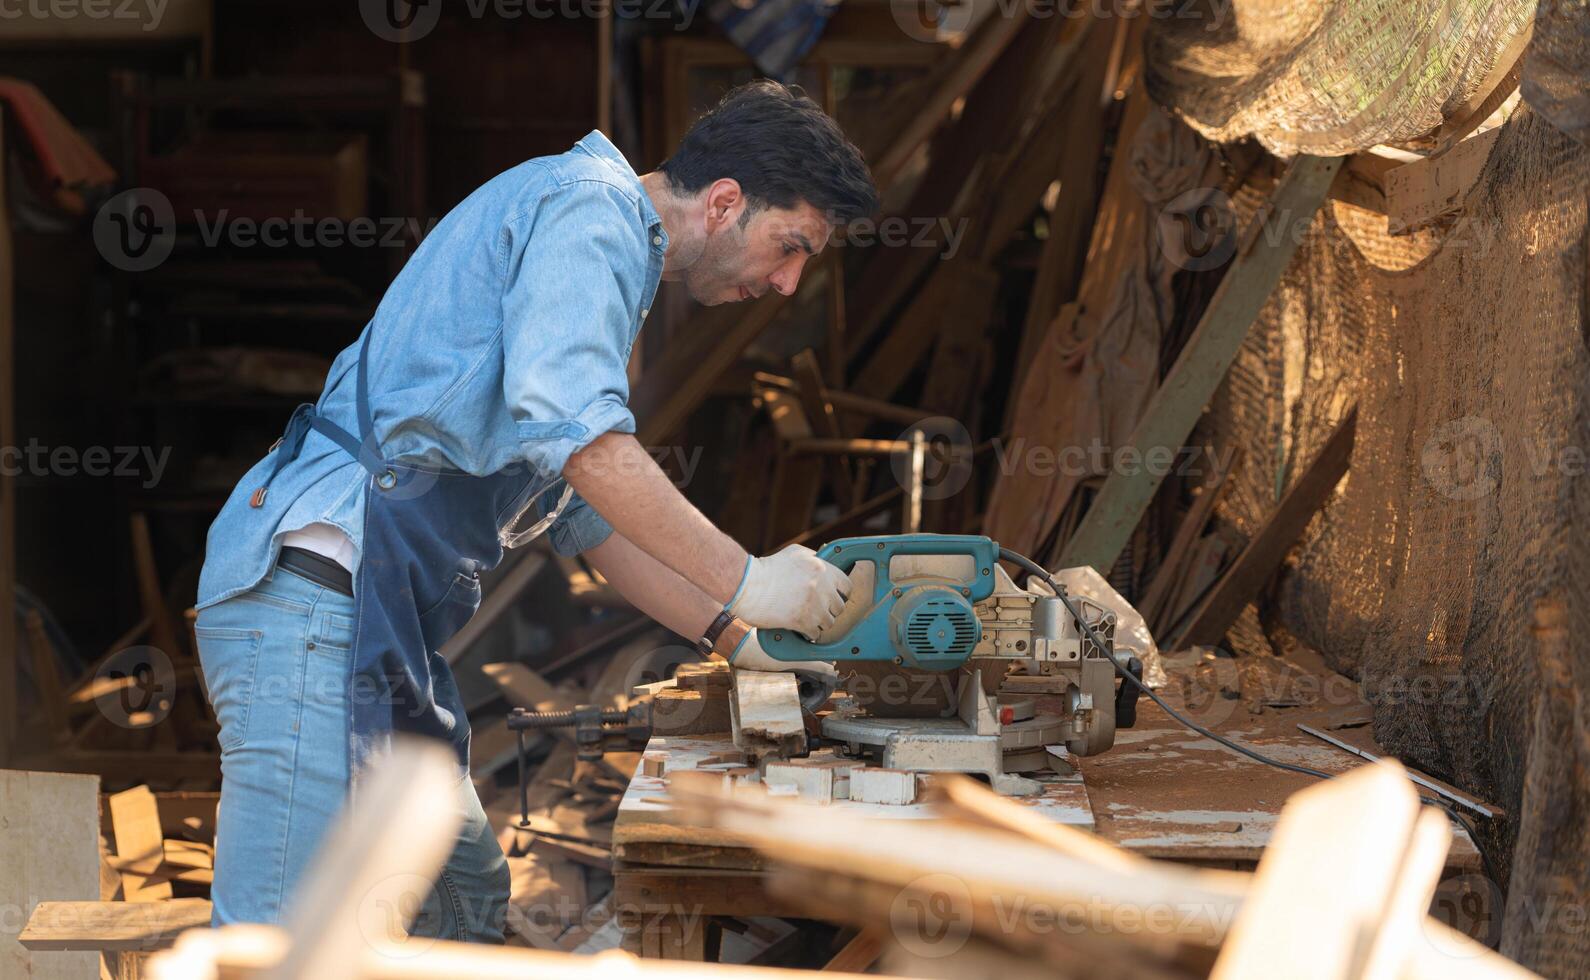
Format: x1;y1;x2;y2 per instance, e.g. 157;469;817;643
501;180;647;479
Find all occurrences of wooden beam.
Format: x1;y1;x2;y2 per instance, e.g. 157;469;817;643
868;10;1029;190
1170;408;1355;649
1006;16;1120;417
787;438;912;456
753;373;934;428
1384;128;1502;235
1058;155;1344;573
790;349;858;511
1136;448;1240;631
631;255;829;446
846;14;1088;363
821;931;882;972
0;107;14;767
779;487;902;549
19;899;211;953
271;739;463;978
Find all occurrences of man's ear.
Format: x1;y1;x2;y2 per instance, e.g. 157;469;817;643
702;178;745;234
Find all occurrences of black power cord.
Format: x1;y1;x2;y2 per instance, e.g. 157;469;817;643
998;547;1498;885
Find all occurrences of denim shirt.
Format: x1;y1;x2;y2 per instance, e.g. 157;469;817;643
197;131;665;609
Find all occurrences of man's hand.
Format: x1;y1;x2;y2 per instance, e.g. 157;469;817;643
728;543;851;636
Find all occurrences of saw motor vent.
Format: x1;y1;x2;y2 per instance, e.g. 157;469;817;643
891;586;980;670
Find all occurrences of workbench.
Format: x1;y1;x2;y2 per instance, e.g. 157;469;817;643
610;665;1485;960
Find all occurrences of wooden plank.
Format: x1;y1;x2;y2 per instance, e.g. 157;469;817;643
632;256;828;447
822;931;882;972
1171;408;1355;649
129;513;184;668
1057;155;1344;574
1136;448;1240;630
753;373;936;428
108;786;171;902
868;9;1029;190
1006;14;1119;418
1385;128;1502;235
790;349;857;511
271;740;463;979
2;770;101;977
849;261;1000;409
1209;763;1429;980
0;108;14;767
19;900;211;953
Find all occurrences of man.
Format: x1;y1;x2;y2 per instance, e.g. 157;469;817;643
193;80;877;941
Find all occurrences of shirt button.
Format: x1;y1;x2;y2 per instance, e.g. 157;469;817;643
641;308;650;319
652;235;663;246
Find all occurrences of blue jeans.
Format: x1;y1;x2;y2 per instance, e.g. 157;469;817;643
194;564;509;941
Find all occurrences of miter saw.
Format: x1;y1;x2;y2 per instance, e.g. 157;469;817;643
759;534;1143;795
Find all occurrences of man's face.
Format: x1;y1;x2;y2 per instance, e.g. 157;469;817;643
682;199;830;306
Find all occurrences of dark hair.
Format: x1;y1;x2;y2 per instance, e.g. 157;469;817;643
659;80;878;226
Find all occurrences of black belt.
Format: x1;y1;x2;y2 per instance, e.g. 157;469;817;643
278;546;354;597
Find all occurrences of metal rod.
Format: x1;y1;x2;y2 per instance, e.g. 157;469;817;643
516;728;529;828
1296;724;1502;820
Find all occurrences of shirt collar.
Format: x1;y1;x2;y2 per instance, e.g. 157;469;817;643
575;130;667;251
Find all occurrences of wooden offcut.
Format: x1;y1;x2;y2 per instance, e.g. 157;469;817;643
19;899;212;953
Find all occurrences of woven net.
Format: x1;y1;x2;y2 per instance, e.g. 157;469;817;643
1145;0;1537;155
1139;2;1587;971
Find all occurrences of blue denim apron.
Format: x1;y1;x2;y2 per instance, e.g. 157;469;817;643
259;329;562;776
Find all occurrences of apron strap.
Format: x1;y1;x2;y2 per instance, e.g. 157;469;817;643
254;327;388;508
354;327;384;474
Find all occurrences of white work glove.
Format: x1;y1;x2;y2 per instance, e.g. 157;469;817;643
727;544;851;637
727;628;841;712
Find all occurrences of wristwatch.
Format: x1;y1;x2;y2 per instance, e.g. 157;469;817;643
698;610;749;659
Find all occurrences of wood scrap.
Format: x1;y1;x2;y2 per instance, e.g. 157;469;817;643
108;786;172;902
20;899;212;953
729;670;807;759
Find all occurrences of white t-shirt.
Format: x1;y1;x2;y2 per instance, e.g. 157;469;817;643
280;522;357;573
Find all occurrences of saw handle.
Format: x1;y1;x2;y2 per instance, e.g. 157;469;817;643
814;533;1001;606
758;534;1000;663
